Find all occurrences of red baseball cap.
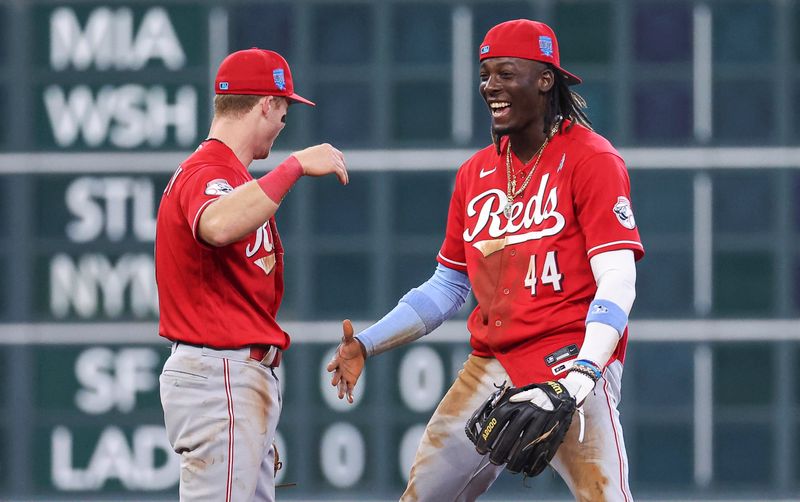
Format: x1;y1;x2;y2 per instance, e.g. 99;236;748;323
215;48;315;106
479;19;581;86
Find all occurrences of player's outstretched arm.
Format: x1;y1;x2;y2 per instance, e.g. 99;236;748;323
326;263;472;403
326;320;365;403
199;143;347;247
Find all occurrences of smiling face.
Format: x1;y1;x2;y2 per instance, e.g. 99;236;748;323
479;57;554;138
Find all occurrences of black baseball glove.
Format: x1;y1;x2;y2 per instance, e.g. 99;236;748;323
465;381;577;477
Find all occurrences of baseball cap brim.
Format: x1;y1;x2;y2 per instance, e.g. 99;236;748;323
558;68;582;86
287;93;315;106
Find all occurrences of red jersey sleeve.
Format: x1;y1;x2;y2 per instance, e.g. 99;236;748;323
177;165;238;242
572;152;644;260
437;167;468;272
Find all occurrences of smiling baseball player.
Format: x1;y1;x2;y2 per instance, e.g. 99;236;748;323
328;19;643;501
156;48;347;502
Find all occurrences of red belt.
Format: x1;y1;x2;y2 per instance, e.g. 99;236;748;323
250;345;282;368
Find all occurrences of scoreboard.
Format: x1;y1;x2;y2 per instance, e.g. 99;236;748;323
31;4;208;151
0;2;570;499
1;2;211;324
0;338;575;500
3;1;798;499
30;173;168;322
10;341;474;496
1;2;209;326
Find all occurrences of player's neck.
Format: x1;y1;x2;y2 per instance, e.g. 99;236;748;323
509;128;547;165
207;119;255;168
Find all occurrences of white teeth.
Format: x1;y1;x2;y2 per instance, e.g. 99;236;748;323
490;102;510;109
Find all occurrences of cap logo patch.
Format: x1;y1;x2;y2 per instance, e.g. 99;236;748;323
480;45;490;54
219;82;229;90
273;69;286;90
613;196;636;229
539;35;553;57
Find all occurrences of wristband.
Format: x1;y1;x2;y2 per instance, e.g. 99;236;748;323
585;299;628;335
569;359;602;382
257;156;303;203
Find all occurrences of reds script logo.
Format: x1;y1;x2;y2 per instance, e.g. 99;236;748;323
246;223;276;275
463;174;565;257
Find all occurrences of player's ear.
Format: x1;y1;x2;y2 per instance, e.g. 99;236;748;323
538;67;555;93
263;96;288;115
260;96;273;116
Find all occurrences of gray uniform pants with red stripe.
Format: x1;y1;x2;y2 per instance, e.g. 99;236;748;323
402;355;633;502
160;343;282;502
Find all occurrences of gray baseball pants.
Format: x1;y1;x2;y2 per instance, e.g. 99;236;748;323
160;342;282;502
401;355;633;502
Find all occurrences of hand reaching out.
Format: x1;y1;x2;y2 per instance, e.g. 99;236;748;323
326;319;366;403
292;143;348;185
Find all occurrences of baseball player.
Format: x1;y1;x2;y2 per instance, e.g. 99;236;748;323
328;19;643;501
156;48;347;502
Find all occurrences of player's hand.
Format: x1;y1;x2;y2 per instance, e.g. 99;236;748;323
291;143;348;185
509;371;595;408
326;319;366;403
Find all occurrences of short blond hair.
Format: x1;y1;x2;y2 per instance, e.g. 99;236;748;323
213;94;264;118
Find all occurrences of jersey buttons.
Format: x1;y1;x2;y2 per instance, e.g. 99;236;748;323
509;249;517;257
495;320;502;327
503;288;510;295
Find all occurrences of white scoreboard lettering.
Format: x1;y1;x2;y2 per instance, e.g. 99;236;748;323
49;175;161;319
49;347;178;492
36;342;468;496
65;176;157;243
44;84;197;148
398;345;445;412
319;422;366;488
74;347;159;414
311;344;464;488
49;7;186;71
50;252;158;319
51;425;178;491
44;5;198;149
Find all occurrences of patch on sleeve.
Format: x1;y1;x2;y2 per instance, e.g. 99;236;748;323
613;196;636;229
205;179;234;196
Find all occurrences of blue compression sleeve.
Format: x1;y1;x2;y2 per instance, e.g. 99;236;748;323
402;264;472;332
356;264;471;356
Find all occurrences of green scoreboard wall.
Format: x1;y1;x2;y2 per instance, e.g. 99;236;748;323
2;0;800;500
2;340;590;500
30;4;208;152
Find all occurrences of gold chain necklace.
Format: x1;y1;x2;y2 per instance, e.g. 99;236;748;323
503;121;560;218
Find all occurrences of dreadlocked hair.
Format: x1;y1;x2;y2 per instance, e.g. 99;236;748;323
545;65;592;135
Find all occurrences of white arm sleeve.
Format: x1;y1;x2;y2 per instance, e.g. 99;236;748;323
590;249;637;315
578;249;637;367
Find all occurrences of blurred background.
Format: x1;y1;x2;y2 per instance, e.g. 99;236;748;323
0;0;798;500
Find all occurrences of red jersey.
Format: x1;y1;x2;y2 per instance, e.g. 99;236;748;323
437;123;644;386
155;139;290;350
